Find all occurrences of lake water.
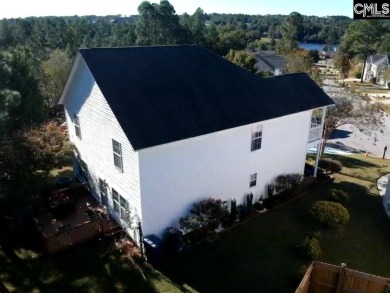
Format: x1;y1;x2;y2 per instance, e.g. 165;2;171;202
298;42;338;51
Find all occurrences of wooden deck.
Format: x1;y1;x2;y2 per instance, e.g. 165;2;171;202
33;186;121;254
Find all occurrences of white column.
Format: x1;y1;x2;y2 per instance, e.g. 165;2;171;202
314;106;327;177
314;142;321;177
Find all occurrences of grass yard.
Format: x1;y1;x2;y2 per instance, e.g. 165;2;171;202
260;37;274;44
344;82;390;97
357;87;390;95
0;235;182;293
49;166;73;178
159;154;390;293
1;156;389;292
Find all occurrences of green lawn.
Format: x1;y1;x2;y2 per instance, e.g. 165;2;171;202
344;82;390;96
0;236;182;293
358;87;390;95
49;166;73;178
158;155;390;293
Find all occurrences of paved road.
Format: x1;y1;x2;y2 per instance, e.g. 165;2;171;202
322;79;390;157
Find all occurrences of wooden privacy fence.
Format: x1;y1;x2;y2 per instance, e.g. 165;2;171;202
42;217;118;254
296;261;390;293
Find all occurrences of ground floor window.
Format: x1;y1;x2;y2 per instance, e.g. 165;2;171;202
250;173;257;187
112;188;120;213
99;178;108;206
111;188;131;225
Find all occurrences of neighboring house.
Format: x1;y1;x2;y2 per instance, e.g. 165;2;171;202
255;51;285;76
319;50;335;60
58;45;334;243
363;54;389;84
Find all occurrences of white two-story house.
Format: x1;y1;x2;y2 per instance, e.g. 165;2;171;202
363;54;390;84
58;45;334;243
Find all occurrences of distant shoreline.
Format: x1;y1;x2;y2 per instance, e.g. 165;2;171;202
298;42;338;51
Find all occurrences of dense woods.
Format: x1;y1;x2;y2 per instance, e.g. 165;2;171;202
0;12;353;56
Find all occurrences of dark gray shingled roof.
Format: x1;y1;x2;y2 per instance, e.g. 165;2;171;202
255;51;285;73
79;45;334;150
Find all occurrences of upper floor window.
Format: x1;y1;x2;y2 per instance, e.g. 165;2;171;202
249;173;257;187
74;114;82;139
251;125;263;151
112;139;123;172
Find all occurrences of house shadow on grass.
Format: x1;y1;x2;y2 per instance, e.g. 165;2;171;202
331;180;372;196
316;180;390;275
325;154;378;169
326;142;365;154
157;179;390;293
325;180;390;242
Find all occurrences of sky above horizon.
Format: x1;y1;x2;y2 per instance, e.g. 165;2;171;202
1;0;353;19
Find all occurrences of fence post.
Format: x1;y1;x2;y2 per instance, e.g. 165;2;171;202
336;263;347;293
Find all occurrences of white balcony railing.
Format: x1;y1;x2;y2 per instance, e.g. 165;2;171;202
308;125;323;142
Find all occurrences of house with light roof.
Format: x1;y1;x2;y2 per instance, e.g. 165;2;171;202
363;54;389;84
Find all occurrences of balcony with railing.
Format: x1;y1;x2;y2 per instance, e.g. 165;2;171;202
308;122;323;143
308;108;325;144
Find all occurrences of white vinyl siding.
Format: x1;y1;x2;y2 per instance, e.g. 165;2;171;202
62;57;141;243
74;114;82;139
139;110;312;236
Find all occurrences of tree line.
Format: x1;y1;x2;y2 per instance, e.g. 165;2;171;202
0;4;353;57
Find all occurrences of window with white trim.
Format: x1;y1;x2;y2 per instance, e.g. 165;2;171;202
74;114;82;139
111;188;131;225
251;125;263;151
99;178;106;196
120;195;130;224
112;188;120;213
249;173;257;187
99;178;108;206
112;139;123;172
